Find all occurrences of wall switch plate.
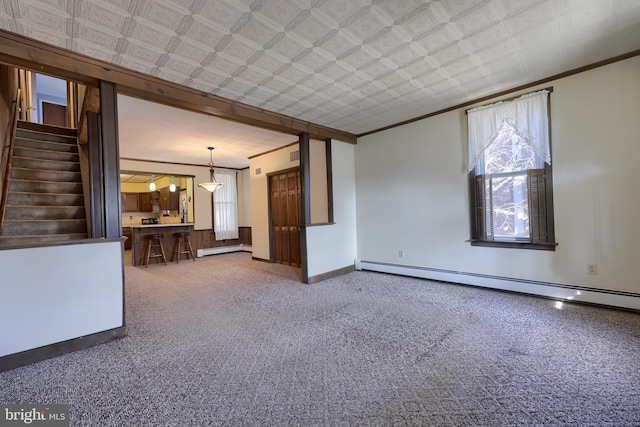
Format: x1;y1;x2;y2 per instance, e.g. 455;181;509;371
587;264;598;275
398;250;404;258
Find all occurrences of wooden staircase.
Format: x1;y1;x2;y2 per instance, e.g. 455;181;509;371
0;121;87;244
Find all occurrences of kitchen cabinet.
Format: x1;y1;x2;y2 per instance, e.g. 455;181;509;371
139;191;160;212
139;192;152;212
160;186;180;210
121;193;139;212
122;227;132;250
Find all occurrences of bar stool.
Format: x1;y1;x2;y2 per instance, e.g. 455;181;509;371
142;234;167;267
172;231;196;263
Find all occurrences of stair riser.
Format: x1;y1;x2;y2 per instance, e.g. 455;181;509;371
15;138;78;154
13;146;79;163
17;121;77;136
7;193;84;207
11;157;80;172
1;220;87;236
11;167;82;183
9;180;83;194
4;206;86;220
15;129;77;144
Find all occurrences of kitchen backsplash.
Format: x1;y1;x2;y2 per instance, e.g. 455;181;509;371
122;210;182;226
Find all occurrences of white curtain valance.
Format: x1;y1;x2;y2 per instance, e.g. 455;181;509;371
467;90;550;173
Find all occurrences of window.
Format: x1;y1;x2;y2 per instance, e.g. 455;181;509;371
213;170;239;240
467;89;556;250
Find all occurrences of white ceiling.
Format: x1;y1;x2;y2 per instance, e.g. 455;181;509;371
1;0;639;164
118;94;296;169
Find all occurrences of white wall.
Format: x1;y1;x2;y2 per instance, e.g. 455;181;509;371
355;56;640;297
238;168;251;227
306;141;358;277
0;241;123;357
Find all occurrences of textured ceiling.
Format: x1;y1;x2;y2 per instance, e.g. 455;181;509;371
1;0;639;137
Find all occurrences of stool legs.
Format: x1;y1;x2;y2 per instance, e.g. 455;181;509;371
172;234;196;263
142;235;167;267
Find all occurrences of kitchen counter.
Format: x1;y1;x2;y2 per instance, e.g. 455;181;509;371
128;224;195;266
129;223;195;228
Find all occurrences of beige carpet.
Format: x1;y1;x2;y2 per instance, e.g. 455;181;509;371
1;252;639;426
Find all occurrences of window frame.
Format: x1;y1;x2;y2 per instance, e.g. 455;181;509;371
468;90;557;251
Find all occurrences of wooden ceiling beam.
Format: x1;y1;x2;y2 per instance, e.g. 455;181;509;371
0;30;357;144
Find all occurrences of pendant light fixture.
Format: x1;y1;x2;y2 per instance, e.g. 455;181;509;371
149;175;156;191
198;147;224;193
169;177;176;192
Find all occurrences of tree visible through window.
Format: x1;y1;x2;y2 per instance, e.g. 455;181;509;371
468;90;556;249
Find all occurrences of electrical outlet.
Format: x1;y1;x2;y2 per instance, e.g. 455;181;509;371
587;264;598;275
398;250;404;258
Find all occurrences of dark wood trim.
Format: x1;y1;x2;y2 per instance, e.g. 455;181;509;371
120;157;247;171
0;327;126;372
307;264;355;284
299;133;310;284
360;49;640;137
120;169;195;178
100;81;122;239
299;134;311;226
545;96;556;245
87;111;104;238
470;240;557;251
325;139;334;224
0;30;357;144
248;141;299;159
251;256;271;263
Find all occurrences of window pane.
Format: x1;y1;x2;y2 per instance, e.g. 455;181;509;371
491;174;529;239
484;122;536;174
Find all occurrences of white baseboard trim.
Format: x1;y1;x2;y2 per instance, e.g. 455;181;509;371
197;244;252;258
357;260;640;311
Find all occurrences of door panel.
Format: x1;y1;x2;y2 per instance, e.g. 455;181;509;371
269;169;301;267
42;102;68;127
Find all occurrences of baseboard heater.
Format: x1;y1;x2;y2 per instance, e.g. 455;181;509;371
356;260;640;311
197;244;252;258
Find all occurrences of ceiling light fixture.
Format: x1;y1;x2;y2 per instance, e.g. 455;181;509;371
169;177;176;192
198;147;224;193
149;175;156;191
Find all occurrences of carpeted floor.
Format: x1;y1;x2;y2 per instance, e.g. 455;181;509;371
1;252;639;426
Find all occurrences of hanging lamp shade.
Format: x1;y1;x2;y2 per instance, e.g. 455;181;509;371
198;147;224;193
149;175;156;191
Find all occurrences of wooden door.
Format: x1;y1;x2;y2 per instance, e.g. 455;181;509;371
42;101;68;127
270;169;301;267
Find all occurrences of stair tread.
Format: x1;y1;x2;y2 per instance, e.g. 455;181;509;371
12;155;79;164
10;177;82;183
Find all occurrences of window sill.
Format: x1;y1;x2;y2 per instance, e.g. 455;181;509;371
469;240;557;251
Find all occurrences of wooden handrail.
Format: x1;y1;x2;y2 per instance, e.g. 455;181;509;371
0;87;20;230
